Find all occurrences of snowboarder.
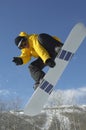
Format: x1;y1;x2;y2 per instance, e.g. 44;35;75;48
12;32;63;90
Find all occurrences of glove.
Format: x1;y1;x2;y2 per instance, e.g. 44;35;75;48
45;58;56;68
12;57;23;65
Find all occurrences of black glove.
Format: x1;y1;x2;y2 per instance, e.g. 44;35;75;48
45;58;56;68
12;57;23;65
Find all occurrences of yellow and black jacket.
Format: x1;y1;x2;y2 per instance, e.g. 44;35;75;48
18;32;60;64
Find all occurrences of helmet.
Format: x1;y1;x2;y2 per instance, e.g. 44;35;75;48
15;36;27;48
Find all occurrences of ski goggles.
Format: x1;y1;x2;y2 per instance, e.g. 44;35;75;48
18;38;27;49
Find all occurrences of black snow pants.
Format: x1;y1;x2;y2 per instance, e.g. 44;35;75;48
28;33;63;83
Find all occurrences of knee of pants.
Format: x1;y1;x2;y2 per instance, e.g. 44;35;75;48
28;64;34;71
28;64;39;73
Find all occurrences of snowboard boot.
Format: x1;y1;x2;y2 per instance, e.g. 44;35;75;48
33;79;43;90
33;82;40;90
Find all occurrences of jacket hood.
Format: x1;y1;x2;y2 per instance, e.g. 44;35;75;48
19;32;28;38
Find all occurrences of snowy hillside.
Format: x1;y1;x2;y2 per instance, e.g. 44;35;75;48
0;88;86;130
0;105;86;130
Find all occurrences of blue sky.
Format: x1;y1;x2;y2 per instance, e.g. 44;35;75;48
0;0;86;106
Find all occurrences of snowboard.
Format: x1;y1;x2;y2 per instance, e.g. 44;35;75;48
24;23;86;116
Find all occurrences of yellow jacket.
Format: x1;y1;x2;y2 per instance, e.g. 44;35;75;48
18;32;60;64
